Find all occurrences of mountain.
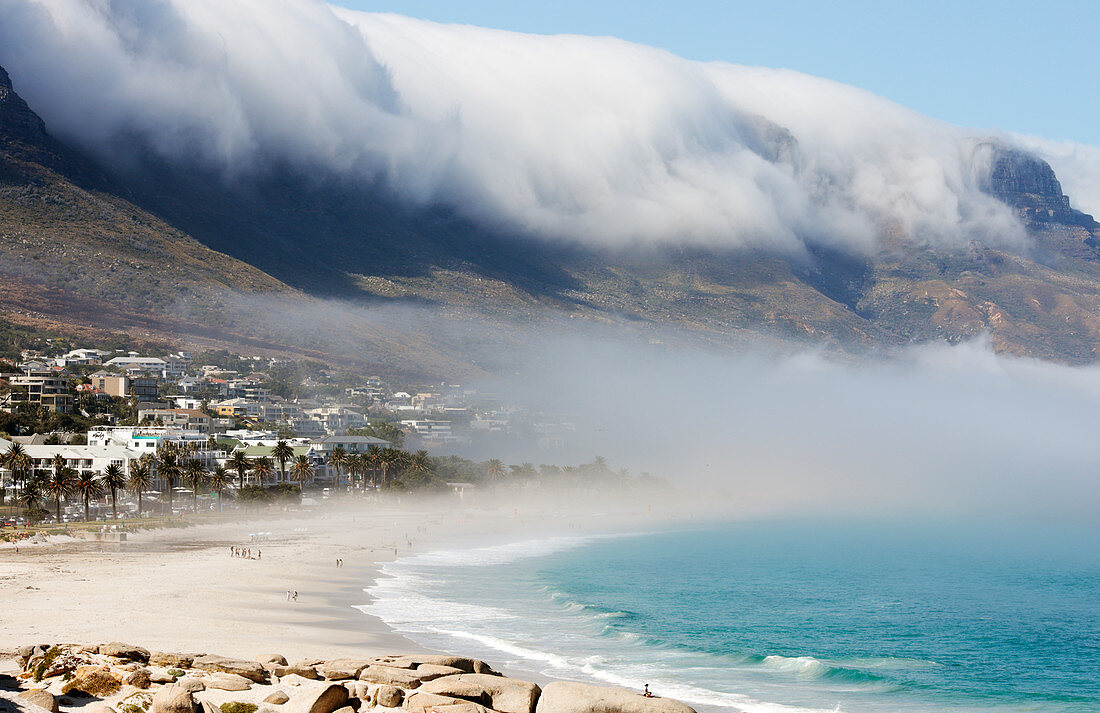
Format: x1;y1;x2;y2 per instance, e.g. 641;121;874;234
3;62;1100;369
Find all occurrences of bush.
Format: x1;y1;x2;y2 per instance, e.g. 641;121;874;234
221;703;257;713
166;668;185;678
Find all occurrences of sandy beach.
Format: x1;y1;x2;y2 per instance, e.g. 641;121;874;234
0;497;667;664
0;501;573;662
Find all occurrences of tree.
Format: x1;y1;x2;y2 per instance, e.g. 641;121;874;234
45;456;75;524
378;448;404;485
251;456;274;486
102;463;127;520
485;459;505;481
3;441;30;490
228;450;251;491
75;470;104;521
128;460;152;519
208;466;230;512
157;447;181;514
18;479;42;519
272;441;294;484
365;445;382;487
290;455;314;489
183;459;207;510
345;453;365;490
328;446;347;487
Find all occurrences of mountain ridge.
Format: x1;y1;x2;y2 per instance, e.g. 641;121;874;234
3;62;1100;367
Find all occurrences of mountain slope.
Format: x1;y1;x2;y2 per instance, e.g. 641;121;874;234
4;61;1100;366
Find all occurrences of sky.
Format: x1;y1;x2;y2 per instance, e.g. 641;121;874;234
335;0;1100;146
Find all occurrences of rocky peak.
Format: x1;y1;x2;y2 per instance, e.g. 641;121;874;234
981;143;1092;228
0;63;49;144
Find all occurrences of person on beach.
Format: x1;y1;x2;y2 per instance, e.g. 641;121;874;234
292;590;298;602
257;550;261;560
643;684;652;698
286;590;291;601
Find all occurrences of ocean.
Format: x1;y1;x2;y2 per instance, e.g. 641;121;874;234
361;519;1100;713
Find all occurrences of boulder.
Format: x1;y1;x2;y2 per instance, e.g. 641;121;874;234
373;685;402;709
355;665;423;688
379;656;496;675
125;669;153;689
176;677;207;693
419;674;539;713
283;683;349;713
193;656;267;684
534;683;696;713
149;670;180;683
149;653;199;669
61;666;122;697
100;643;151;663
151;682;201;713
403;692;491;713
317;660;373;681
257;655;288;667
205;674;253;692
414;664;466;680
264;691;290;705
273;667;318;680
19;689;60;713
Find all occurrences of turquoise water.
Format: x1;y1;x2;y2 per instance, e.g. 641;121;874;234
363;520;1100;713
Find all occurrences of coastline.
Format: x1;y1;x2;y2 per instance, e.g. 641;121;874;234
0;506;460;660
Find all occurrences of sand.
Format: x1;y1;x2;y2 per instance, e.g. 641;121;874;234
0;502;548;662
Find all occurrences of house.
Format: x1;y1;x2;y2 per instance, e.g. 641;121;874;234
55;348;111;367
103;356;168;374
87;426;209;453
136;408;212;434
90;373;160;403
7;369;73;413
0;436;140;487
303;406;368;435
400;419;459;444
311;434;390;456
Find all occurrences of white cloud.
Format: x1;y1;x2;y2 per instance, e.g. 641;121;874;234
2;0;1091;254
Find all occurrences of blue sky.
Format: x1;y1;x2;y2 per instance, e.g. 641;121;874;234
333;0;1099;145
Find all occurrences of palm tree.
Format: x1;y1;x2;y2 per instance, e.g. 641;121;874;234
128;460;152;519
407;450;432;475
3;442;30;490
157;447;181;514
251;456;274;486
75;470;103;522
272;441;294;484
328;446;347;487
102;463;127;520
365;446;382;487
183;459;207;510
379;448;404;486
485;459;505;481
18;480;42;520
345;453;365;490
290;455;314;490
208;466;230;512
45;457;75;524
228;450;251;491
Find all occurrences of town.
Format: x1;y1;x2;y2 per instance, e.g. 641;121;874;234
0;340;644;531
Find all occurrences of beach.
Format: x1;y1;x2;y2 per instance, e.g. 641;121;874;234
0;503;530;662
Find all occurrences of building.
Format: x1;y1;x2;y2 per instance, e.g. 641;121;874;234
136;408;212;434
90;373;160;403
0;436;140;486
55;349;111;367
312;434;390;456
87;426;208;453
303;406;368;435
8;369;73;413
400;419;459;444
103;356;168;374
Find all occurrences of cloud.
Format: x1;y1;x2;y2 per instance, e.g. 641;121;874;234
1;0;1090;253
481;333;1100;520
